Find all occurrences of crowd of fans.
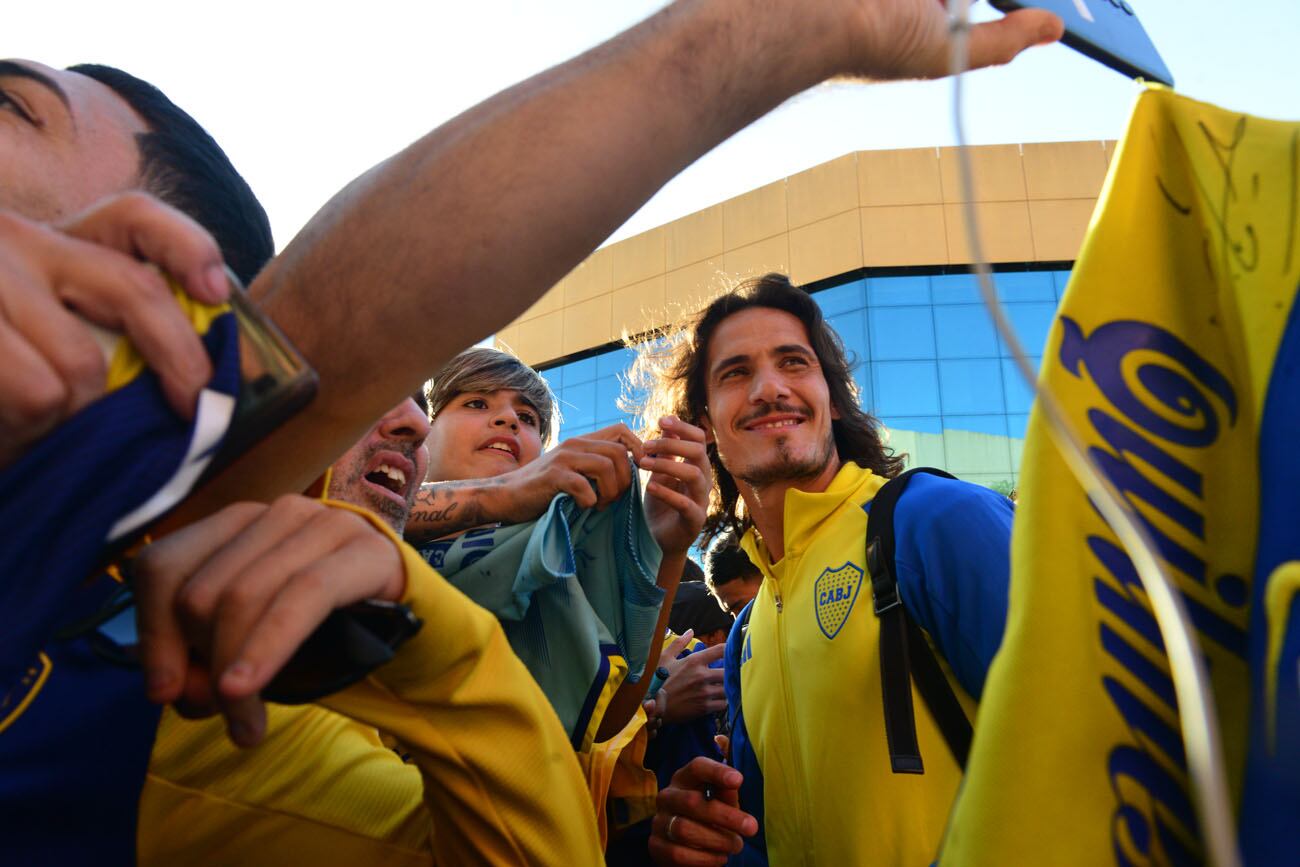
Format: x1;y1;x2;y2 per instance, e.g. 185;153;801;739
1;1;1074;864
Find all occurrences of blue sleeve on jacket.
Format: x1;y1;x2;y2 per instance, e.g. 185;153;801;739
885;474;1014;699
723;603;767;865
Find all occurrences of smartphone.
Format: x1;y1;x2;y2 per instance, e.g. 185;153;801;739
199;267;319;484
988;0;1174;87
74;274;421;701
72;583;423;705
260;600;424;704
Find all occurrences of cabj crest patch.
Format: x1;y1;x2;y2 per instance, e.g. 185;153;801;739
815;561;864;639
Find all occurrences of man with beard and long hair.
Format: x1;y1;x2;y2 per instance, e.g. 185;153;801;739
636;274;1015;866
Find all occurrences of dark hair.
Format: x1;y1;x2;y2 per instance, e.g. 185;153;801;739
668;580;732;639
630;273;903;544
68;64;274;285
680;558;705;583
703;529;761;593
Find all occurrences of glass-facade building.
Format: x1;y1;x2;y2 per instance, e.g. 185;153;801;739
539;265;1071;493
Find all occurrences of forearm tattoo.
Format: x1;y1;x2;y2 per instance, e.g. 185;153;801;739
404;479;494;544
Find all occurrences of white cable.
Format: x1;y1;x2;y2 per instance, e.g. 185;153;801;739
945;3;1240;865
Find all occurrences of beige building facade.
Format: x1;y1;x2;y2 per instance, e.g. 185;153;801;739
497;140;1113;490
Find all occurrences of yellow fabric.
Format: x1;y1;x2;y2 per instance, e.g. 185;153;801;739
574;650;630;755
139;499;602;866
942;88;1300;864
740;462;975;866
578;705;655;846
142;706;430;866
1264;563;1300;750
105;284;228;394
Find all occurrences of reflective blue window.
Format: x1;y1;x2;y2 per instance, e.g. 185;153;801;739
1007;413;1031;440
598;346;638;380
878;415;943;435
869;306;935;360
938;359;1004;415
933;305;998;358
1001;358;1040;415
814;279;866;317
852;365;874;414
998;302;1057;358
943;414;1009;438
595;376;625;425
932;272;980;305
1052;268;1073;299
559;379;596;429
540;367;563;394
993;271;1055;303
873;361;940;416
564;354;600;386
827;309;868;364
867;275;931;307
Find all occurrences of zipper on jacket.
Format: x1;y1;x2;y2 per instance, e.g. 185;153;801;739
771;565;814;863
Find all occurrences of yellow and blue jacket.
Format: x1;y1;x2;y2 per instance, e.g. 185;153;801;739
723;461;1013;866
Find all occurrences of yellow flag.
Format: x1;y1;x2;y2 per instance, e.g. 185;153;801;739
942;88;1300;864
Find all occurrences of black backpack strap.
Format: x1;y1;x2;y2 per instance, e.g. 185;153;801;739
867;467;973;774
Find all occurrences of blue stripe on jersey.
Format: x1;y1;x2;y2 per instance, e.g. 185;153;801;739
724;600;768;866
570;642;620;751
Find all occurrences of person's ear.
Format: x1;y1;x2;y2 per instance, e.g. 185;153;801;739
699;410;716;445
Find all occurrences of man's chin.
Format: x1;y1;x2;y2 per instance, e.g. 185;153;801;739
735;454;831;487
359;491;410;535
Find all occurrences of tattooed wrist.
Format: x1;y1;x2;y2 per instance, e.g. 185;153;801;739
404;481;490;543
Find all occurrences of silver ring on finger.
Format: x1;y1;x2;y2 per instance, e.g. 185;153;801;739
667;814;681;842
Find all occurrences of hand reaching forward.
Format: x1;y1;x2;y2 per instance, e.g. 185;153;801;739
133;495;406;748
809;0;1064;82
661;642;727;725
641;415;712;559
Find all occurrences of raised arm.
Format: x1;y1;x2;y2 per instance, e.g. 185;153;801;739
176;0;1061;519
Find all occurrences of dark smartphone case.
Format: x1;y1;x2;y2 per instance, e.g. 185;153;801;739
989;0;1174;87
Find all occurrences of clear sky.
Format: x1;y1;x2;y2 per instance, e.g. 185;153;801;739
11;1;1298;249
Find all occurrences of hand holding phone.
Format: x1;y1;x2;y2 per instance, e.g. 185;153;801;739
126;494;418;747
989;0;1174;86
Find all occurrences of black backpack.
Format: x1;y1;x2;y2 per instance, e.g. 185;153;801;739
726;467;973;774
